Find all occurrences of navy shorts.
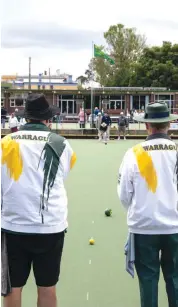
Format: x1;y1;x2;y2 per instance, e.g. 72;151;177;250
5;231;65;287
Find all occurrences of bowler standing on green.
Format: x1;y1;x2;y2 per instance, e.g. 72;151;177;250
118;102;178;307
1;94;77;307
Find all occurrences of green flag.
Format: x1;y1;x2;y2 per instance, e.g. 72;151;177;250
94;44;115;65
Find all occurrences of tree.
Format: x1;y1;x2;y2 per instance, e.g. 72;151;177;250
76;67;95;87
76;75;88;86
85;68;93;81
81;24;178;89
91;23;146;86
131;42;178;89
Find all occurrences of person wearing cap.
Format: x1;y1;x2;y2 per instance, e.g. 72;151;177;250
1;94;76;307
117;102;178;307
118;111;128;140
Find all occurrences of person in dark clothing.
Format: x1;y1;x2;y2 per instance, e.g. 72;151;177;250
118;112;128;140
101;112;112;141
1;108;7;129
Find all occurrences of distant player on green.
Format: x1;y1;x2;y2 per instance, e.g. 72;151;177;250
118;112;128;140
100;122;108;144
101;112;112;142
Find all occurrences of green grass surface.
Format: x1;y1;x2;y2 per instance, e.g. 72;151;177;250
4;140;168;306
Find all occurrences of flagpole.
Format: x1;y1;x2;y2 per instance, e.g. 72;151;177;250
91;41;94;128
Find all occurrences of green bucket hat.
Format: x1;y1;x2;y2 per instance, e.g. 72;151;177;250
134;102;178;123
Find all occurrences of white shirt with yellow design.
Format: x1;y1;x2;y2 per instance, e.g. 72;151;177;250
1;129;76;234
117;135;178;234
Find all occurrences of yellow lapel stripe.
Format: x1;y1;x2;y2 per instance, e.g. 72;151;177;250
133;144;158;193
1;136;23;181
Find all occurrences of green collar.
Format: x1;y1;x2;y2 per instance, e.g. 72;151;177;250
146;133;171;141
20;123;50;132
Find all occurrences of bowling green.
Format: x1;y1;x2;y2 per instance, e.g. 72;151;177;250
4;140;168;307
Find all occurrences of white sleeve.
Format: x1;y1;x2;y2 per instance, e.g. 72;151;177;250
117;150;134;210
60;139;76;179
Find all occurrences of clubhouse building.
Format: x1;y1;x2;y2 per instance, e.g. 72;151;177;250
1;86;178;116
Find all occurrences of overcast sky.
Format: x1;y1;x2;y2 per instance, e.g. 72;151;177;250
1;0;178;80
